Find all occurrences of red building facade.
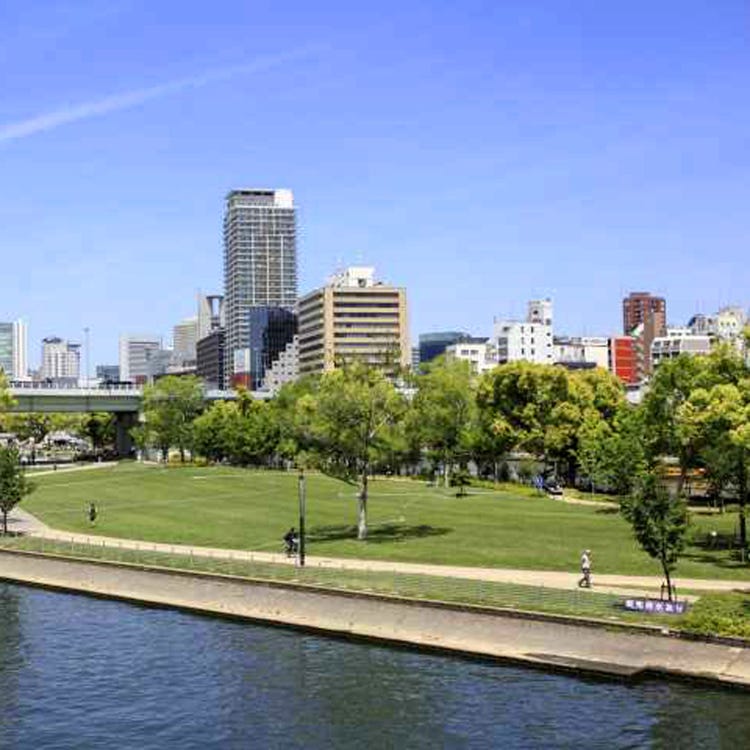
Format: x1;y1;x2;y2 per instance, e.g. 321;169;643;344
609;336;637;384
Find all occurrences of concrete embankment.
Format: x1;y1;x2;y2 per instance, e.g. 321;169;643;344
1;549;749;689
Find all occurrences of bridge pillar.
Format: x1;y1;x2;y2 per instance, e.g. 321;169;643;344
115;412;138;458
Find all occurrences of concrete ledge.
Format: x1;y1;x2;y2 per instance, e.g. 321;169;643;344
1;549;749;690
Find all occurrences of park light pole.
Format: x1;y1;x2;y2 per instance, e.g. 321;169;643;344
298;468;306;567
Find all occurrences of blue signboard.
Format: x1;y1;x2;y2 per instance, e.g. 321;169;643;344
624;598;687;615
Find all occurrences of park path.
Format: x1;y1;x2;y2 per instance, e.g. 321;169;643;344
7;507;749;599
25;461;118;478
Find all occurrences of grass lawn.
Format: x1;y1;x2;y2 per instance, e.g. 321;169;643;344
21;462;750;581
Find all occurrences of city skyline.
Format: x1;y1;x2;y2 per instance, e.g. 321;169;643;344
1;1;749;367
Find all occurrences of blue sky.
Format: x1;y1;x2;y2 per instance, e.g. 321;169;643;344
1;0;748;370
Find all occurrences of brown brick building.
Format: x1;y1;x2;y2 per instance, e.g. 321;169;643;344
623;292;667;337
622;292;667;379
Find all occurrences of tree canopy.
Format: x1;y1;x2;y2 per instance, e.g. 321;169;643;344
0;445;34;534
621;473;689;600
141;376;205;461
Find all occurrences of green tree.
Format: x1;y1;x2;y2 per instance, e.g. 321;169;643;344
192;401;236;462
621;473;689;600
677;380;750;556
644;347;746;492
451;467;472;497
79;413;116;451
225;397;280;466
142;376;205;461
476;361;570;476
475;362;624;484
273;376;321;463
407;358;475;487
300;363;405;539
578;406;647;495
0;370;14;411
0;446;34;535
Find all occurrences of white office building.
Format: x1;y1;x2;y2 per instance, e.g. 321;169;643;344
13;320;28;380
0;320;28;380
554;336;609;370
651;327;712;368
445;338;498;374
173;317;199;365
40;337;80;383
493;299;554;365
119;335;163;383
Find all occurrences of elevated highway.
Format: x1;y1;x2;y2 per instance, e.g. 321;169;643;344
6;384;266;456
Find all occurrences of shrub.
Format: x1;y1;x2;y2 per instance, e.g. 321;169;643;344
680;594;750;639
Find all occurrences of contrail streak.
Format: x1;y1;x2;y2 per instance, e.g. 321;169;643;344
0;46;322;144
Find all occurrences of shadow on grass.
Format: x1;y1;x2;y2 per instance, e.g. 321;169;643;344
308;522;452;544
595;506;620;515
681;547;750;571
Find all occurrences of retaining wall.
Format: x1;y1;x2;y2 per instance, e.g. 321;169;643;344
1;549;749;689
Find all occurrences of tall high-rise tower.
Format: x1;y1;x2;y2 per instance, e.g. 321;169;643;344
223;189;297;383
0;320;28;380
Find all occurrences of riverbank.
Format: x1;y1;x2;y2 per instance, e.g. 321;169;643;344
1;548;749;689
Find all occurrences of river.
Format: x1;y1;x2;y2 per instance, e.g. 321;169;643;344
0;583;748;748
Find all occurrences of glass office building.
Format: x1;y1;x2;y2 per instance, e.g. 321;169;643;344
246;307;298;389
0;323;12;377
418;332;469;366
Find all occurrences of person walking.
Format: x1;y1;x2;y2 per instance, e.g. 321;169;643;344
88;502;98;527
578;549;592;588
283;527;297;557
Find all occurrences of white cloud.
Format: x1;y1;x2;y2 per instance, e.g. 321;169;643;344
0;46;323;144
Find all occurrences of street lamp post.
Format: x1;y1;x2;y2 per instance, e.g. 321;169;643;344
298;468;306;567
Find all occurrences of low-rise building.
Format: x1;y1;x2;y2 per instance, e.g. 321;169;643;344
554;336;609;370
445;338;497;374
96;364;120;383
651;328;712;368
493;299;554;365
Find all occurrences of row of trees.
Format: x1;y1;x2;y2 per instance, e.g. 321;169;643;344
130;347;750;565
138;362;633;539
0;411;116;450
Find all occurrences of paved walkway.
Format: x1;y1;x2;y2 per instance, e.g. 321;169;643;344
25;462;117;478
8;507;750;599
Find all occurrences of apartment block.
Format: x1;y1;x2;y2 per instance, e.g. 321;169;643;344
297;266;409;376
493;299;554;365
651;328;712;369
623;292;667;337
223;189;297;383
40;337;80;384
